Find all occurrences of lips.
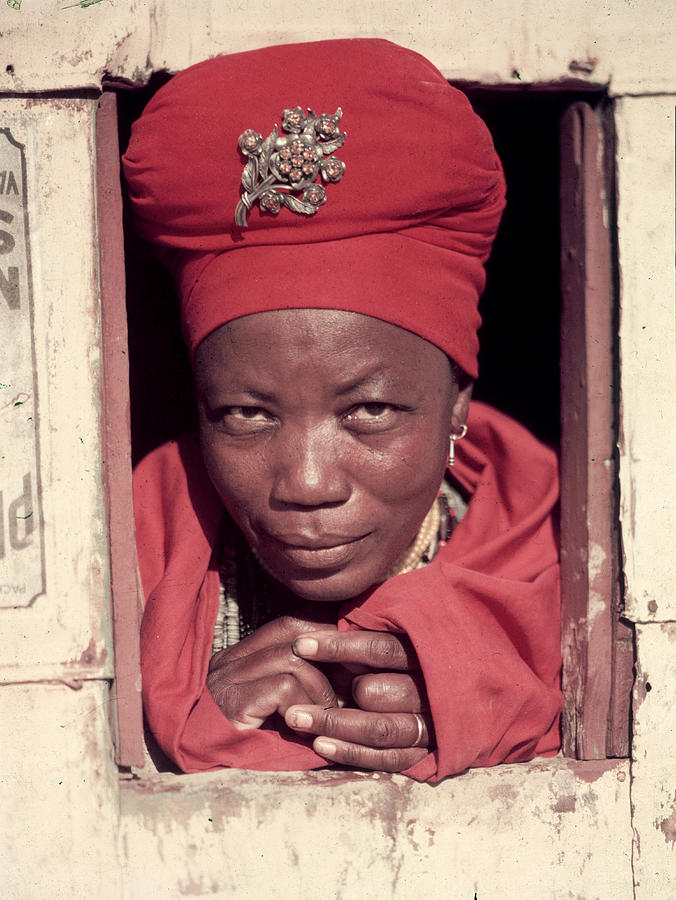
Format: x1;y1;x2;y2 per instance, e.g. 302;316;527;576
261;530;370;570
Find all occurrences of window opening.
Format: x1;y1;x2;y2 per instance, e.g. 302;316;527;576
106;81;630;770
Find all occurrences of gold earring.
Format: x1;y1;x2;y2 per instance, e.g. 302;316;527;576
448;424;468;467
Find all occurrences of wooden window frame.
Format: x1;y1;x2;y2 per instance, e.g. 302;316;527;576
97;90;144;767
559;101;633;759
97;89;633;770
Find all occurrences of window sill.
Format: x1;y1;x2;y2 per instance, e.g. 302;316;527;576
118;757;633;898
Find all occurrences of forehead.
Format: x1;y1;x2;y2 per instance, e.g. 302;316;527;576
194;309;451;383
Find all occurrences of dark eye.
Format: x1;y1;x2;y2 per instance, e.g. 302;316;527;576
343;403;398;431
347;403;389;419
231;406;269;420
215;406;275;434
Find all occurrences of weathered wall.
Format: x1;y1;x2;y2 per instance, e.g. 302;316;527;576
0;0;673;94
615;94;676;896
1;2;674;897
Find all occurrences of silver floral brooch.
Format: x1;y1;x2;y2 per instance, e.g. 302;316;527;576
235;106;346;228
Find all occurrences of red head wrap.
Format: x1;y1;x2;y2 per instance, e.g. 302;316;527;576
123;38;505;378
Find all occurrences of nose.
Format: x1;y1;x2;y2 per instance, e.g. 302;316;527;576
270;424;351;508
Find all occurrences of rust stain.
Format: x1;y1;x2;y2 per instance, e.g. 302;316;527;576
658;792;676;846
21;96;90;112
125;779;184;795
78;637;108;668
647;599;658;614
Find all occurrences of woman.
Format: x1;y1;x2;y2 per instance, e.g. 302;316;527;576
124;38;562;781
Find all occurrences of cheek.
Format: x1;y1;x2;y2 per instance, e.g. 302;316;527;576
199;431;267;525
364;427;449;507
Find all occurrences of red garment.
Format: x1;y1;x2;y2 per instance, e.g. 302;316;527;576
135;401;562;781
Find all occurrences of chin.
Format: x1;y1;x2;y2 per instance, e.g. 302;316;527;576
271;565;382;603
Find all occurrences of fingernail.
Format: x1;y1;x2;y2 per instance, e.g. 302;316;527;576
293;637;318;657
314;738;337;757
290;710;313;728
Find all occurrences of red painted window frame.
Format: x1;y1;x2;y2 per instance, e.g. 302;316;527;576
97;90;145;767
559;101;633;759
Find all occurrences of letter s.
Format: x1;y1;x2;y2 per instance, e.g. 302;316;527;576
0;209;15;255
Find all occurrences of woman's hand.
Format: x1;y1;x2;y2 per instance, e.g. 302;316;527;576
206;615;339;730
284;630;433;772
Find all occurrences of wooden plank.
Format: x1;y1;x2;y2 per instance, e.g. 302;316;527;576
96;90;144;767
559;102;632;758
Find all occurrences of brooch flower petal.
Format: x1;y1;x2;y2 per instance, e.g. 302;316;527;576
235;107;345;228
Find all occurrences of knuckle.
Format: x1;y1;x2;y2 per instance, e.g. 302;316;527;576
340;742;363;768
381;749;406;773
280;614;323;639
212;681;238;716
207;649;226;673
318;708;341;733
352;675;384;709
368;636;396;665
321;637;342;661
277;615;301;639
206;672;231;706
276;673;297;699
286;648;306;670
367;716;397;747
318;684;337;709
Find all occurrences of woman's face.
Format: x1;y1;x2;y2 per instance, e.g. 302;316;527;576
195;309;470;602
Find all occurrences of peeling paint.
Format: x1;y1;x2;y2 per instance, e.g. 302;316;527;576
568;56;599;75
77;636;107;668
487;783;519;804
658;794;676;846
564;759;621;784
553;794;577;813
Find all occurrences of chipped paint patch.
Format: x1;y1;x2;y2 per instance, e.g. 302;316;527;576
77;636;107;668
553;794;577;813
564;758;621;784
586;542;608;627
659;804;676;846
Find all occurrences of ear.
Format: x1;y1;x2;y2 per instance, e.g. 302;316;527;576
450;379;473;434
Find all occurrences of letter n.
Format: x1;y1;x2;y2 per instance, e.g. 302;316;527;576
0;266;19;309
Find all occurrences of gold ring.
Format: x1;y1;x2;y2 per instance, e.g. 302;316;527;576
411;713;426;748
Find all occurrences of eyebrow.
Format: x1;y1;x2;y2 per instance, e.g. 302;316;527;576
203;385;279;404
333;370;391;397
204;368;401;402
